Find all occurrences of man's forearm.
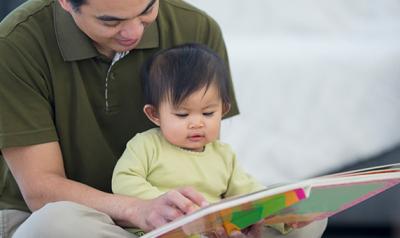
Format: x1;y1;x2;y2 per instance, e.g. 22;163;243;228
21;173;143;227
2;142;143;227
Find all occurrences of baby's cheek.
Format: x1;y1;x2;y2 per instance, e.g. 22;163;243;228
209;125;221;141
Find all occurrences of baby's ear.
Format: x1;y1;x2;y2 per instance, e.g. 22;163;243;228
143;104;161;126
222;103;231;117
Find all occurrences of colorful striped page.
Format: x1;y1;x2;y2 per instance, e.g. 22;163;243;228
142;187;309;238
142;163;400;238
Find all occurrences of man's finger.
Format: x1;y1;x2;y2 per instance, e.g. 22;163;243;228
145;212;168;231
229;230;246;238
160;204;184;221
178;187;209;207
215;226;229;238
165;188;207;214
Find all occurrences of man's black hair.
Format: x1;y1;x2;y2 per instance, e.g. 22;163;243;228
68;0;87;12
141;43;231;110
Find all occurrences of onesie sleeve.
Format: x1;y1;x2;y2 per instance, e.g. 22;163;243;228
112;133;164;200
223;149;265;198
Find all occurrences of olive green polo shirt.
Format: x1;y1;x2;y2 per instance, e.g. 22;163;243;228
0;0;238;211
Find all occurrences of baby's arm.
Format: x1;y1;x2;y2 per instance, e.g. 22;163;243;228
224;152;265;198
112;137;163;200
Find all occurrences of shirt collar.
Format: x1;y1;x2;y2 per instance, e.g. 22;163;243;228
53;1;159;62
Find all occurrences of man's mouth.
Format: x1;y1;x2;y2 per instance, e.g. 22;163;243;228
117;38;138;47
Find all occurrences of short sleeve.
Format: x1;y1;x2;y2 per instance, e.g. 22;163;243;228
0;38;58;149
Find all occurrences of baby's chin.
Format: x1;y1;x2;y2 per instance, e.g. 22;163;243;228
180;145;206;152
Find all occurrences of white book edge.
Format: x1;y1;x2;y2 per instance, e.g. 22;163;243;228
320;163;400;177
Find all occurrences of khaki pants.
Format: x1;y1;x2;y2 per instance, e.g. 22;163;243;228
0;201;327;238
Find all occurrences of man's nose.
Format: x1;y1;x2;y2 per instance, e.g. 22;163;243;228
119;18;144;39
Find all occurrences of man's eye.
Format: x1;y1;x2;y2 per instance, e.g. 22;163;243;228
203;112;214;117
175;113;188;118
102;21;120;27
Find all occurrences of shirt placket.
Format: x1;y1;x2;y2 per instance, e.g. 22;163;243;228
105;51;130;112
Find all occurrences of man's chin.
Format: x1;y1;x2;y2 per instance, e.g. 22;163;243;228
114;42;140;52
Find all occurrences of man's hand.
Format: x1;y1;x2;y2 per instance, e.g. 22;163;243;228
134;187;208;232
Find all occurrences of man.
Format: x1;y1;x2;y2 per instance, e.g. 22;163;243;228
0;0;326;237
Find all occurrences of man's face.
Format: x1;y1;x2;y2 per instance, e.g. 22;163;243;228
59;0;159;57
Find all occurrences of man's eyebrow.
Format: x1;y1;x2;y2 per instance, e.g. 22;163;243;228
97;15;126;22
139;0;156;16
96;0;156;22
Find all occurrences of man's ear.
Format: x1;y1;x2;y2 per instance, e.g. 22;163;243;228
58;0;73;13
222;103;231;117
143;104;161;126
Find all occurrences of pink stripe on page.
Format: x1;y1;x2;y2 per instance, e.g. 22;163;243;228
294;188;307;200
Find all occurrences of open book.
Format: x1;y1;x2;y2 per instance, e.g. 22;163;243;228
141;163;400;238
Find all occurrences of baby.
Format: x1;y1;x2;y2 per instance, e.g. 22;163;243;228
112;43;265;236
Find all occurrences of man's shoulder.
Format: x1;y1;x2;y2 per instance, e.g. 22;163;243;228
0;0;54;38
157;0;222;44
161;0;207;15
159;0;214;24
0;0;58;72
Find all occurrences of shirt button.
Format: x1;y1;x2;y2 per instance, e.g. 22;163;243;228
110;72;115;80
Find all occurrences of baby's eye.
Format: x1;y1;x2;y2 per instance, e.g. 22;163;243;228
203;112;214;117
175;113;188;118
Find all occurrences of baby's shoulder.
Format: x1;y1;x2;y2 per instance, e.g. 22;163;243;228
126;128;163;148
209;140;235;156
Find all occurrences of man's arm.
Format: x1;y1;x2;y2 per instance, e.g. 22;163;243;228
2;141;207;231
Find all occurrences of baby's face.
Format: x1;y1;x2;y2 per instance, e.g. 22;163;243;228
157;85;224;152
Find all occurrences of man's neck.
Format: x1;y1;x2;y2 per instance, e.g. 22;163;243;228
94;43;115;59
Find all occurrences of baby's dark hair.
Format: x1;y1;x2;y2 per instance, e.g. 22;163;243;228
141;43;231;110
